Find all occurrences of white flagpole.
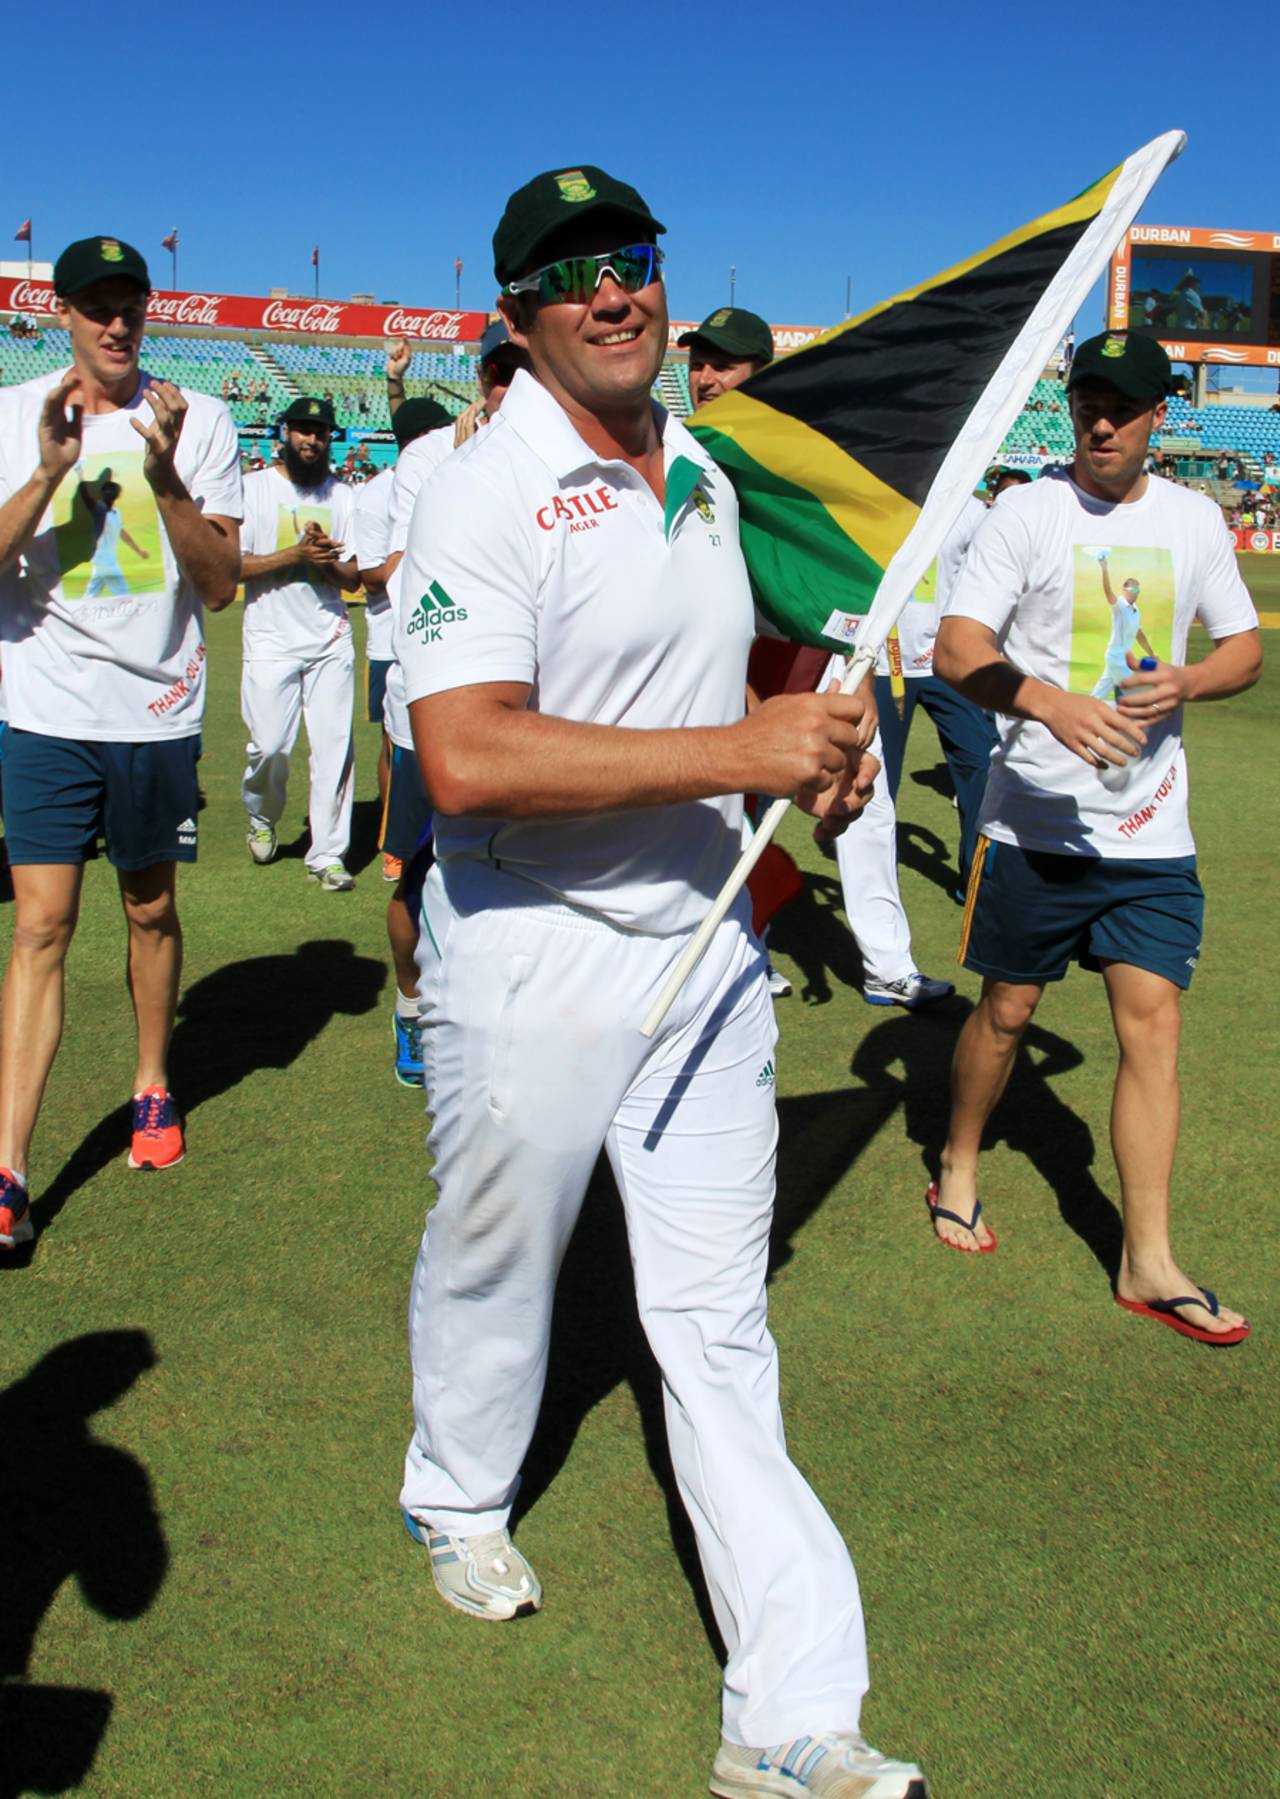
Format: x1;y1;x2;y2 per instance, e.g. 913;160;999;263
640;128;1186;1040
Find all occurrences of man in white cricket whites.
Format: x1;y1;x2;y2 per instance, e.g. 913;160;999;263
396;165;927;1799
239;396;360;890
0;235;241;1246
932;331;1260;1347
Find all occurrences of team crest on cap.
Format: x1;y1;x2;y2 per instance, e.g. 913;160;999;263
1101;334;1128;358
692;487;715;524
707;309;732;328
100;239;124;262
555;170;597;204
309;401;321;415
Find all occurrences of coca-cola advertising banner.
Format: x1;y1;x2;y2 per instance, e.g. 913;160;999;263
1;276;487;344
1233;528;1280;553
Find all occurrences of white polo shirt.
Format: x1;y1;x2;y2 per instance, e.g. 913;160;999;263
382;425;459;748
354;465;395;661
398;370;755;934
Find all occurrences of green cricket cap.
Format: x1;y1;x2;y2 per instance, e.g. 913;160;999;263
280;396;337;431
54;236;151;298
392;397;453;448
677;307;774;365
1068;332;1175;403
493;165;665;286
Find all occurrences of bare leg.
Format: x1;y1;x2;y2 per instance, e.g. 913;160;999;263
387;879;419;1001
935;977;1043;1249
118;862;182;1092
1102;960;1244;1333
0;863;84;1175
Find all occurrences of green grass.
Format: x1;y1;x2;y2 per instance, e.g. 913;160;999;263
1238;552;1280;614
2;608;1276;1798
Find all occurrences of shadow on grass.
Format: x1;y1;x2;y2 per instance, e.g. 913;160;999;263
0;1330;166;1799
897;820;961;904
270;799;382;877
850;997;1124;1279
765;868;864;1007
4;939;384;1264
514;996;1121;1663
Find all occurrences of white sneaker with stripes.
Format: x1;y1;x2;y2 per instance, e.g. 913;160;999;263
710;1730;927;1798
402;1513;542;1622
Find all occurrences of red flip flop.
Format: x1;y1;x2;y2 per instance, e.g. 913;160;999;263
1115;1287;1250;1346
925;1182;997;1254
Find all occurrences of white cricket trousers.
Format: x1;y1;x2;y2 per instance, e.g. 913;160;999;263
401;859;869;1747
836;729;916;984
240;646;354;873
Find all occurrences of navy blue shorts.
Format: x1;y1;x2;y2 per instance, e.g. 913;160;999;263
1;729;200;869
366;659;392;727
959;835;1203;990
379;744;433;862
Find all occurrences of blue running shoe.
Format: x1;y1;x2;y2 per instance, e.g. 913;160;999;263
393;1007;424;1088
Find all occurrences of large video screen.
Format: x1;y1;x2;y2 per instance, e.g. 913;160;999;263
1128;245;1273;345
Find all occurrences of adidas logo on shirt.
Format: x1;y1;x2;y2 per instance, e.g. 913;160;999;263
755;1059;776;1088
176;817;197;846
408;580;469;641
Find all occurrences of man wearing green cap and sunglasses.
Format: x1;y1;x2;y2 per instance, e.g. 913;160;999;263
395;166;925;1799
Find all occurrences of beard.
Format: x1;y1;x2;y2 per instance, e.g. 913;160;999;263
282;440;330;488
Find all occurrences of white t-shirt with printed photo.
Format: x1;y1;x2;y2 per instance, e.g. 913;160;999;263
354;465;395;662
240;467;356;661
942;469;1257;859
0;369;241;740
398;371;755;935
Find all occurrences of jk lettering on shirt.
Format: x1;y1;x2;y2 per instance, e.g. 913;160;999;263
397;369;754;935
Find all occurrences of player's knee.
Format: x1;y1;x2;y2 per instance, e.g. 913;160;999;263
122;889;180;936
984;983;1039;1038
11;910;77;958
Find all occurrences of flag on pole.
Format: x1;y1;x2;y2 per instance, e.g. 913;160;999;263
454;257;463;277
310;245;319;267
14;219;31;243
161;229;179;252
688;130;1187;657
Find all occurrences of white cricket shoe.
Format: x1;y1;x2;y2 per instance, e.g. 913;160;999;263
308;862;354;892
402;1513;542;1622
767;961;793;999
710;1731;927;1799
862;972;954;1010
246;824;277;865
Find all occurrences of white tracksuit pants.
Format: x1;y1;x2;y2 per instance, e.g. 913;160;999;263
240;646;354;873
836;728;916;985
401;860;869;1747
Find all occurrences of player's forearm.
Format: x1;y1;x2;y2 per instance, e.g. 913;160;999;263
413;697;756;819
935;620;1049;720
359;558;393;591
1181;627;1262;701
153;484;240;609
242;548;302;580
0;466;65;575
326;558;361;595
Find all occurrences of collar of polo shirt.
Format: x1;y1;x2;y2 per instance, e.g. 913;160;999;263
497;367;717;496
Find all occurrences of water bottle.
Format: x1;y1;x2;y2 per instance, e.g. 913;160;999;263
1097;657;1158;792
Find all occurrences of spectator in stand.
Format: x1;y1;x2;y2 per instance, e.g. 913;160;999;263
357;390;370;417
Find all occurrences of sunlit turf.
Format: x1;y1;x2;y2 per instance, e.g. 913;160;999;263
2;607;1274;1798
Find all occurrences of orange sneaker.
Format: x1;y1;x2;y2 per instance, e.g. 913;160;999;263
129;1085;185;1171
382;853;403;883
0;1168;32;1248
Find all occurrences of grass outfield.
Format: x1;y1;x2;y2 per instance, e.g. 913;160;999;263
1238;551;1280;619
2;608;1276;1799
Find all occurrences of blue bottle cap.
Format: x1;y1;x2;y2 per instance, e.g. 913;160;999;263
1139;657;1158;671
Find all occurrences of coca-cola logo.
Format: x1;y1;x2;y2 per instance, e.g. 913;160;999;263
147;292;224;327
7;280;55;313
261;300;345;334
381;308;465;342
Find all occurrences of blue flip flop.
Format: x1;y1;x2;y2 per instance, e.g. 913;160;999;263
925;1182;997;1254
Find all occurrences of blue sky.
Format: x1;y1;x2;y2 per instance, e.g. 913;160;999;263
2;0;1266;343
